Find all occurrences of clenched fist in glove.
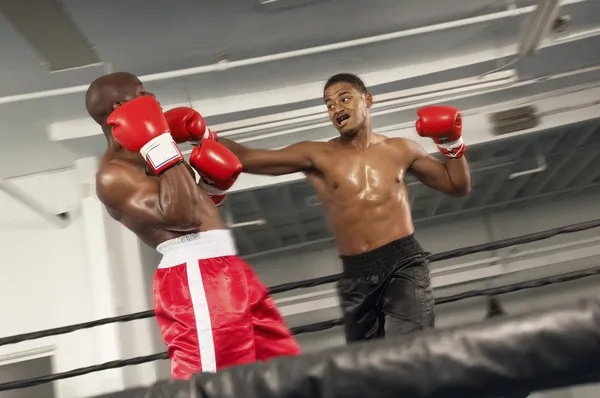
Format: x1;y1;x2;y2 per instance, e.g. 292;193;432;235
107;96;183;174
415;105;466;159
164;107;218;144
189;140;242;207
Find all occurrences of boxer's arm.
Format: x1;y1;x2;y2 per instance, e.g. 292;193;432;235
402;139;471;197
219;138;318;175
96;162;211;231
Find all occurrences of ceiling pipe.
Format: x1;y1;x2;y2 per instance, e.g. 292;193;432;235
519;0;561;55
0;178;69;228
214;70;517;136
187;63;600;151
0;4;545;106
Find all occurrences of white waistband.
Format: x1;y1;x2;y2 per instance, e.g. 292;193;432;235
156;230;237;268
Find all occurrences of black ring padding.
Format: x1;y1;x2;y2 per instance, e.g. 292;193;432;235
2;264;599;392
1;217;599;348
92;295;600;398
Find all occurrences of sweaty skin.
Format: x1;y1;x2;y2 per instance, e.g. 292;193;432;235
86;72;225;248
220;81;470;255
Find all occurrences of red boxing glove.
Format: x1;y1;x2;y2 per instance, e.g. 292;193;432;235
208;193;227;207
107;96;183;174
189;140;242;207
164;107;218;144
415;105;466;159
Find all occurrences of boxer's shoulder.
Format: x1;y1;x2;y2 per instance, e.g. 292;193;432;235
291;140;332;161
386;137;434;167
96;158;142;208
386;136;413;149
386;137;423;155
302;140;331;151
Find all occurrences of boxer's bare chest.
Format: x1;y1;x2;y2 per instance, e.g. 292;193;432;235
309;141;411;203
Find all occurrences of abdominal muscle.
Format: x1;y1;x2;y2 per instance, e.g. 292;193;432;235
320;183;415;256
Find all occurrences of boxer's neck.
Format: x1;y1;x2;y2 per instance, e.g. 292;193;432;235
102;125;124;151
344;121;374;150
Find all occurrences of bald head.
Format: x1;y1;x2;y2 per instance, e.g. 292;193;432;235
85;72;144;125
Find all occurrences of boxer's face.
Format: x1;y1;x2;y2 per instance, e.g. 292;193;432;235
324;82;372;136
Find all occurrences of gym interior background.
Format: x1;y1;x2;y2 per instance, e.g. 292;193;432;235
1;0;600;397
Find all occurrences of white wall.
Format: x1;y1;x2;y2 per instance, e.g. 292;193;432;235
0;170;112;397
136;244;171;381
0;165;161;398
103;214;159;388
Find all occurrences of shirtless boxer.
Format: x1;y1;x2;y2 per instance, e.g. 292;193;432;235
85;72;300;379
218;73;471;342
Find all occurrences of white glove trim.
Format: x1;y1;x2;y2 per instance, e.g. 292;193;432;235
140;133;183;171
437;136;464;150
199;178;227;196
187;129;216;147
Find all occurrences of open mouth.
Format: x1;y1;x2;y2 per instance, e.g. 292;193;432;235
336;114;350;126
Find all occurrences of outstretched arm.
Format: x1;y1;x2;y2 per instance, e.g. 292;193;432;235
219;138;318;176
97;162;212;232
405;140;471;197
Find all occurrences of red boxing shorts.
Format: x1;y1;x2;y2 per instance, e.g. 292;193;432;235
153;229;301;379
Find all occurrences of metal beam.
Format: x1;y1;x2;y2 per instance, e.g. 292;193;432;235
282;185;308;243
242;180;600;259
551;150;598;192
447;195;469;213
474;143;532;207
474;168;512;208
523;124;598;196
427;194;446;218
248;191;284;250
496;170;535;204
576;157;600;186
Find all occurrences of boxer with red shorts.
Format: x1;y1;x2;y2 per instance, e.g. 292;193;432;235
85;72;300;379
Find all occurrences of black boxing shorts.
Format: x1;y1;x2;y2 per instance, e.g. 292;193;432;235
337;234;435;343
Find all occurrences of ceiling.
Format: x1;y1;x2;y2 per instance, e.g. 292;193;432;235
0;0;541;97
1;0;600;259
0;0;598;177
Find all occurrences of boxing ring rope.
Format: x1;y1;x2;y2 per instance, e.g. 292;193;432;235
3;217;600;347
3;265;600;392
1;218;600;392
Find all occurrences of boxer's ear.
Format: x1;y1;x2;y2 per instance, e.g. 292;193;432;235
112;100;124;110
364;92;373;109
